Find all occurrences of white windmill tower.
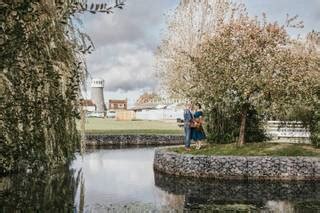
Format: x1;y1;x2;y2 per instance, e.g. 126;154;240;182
91;78;106;114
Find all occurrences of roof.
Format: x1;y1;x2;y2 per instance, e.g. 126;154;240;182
129;103;184;110
166;103;184;109
80;99;95;106
129;102;159;110
109;99;127;103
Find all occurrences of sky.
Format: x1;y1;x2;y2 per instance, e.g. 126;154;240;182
80;0;320;106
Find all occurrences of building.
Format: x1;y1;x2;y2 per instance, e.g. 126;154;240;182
109;99;128;111
91;78;106;114
80;99;96;112
129;102;184;121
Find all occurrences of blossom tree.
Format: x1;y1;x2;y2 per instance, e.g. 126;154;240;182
158;0;320;145
194;15;319;144
156;0;237;97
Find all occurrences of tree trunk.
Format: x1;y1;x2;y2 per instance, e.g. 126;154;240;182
238;106;248;146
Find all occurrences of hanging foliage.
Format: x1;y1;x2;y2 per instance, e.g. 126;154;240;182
0;0;124;174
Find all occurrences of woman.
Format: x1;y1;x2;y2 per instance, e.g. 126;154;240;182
191;103;206;149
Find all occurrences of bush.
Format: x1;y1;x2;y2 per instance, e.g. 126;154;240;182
310;110;320;147
205;105;267;144
278;105;320;147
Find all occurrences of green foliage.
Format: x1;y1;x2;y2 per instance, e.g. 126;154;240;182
0;0;123;174
310;108;320;147
205;105;267;144
205;107;239;144
274;102;320;147
1;0;79;174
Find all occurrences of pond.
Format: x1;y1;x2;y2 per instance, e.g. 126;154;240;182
1;146;320;212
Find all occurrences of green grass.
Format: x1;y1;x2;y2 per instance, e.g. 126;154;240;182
171;143;320;157
78;118;183;135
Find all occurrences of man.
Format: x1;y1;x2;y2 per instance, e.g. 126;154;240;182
183;102;193;151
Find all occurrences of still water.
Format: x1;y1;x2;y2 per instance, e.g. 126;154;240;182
1;146;320;212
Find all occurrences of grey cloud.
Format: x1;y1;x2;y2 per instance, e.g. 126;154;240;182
86;42;158;91
80;0;178;93
83;0;178;48
82;0;319;95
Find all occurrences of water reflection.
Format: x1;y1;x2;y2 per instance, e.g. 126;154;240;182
0;166;82;212
71;147;157;206
154;171;320;212
1;147;320;212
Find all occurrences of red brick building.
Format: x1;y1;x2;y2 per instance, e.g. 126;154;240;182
80;99;96;112
109;99;128;110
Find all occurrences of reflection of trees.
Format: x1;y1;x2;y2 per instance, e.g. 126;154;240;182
0;167;84;212
154;187;185;210
154;171;320;211
78;171;85;213
84;202;181;212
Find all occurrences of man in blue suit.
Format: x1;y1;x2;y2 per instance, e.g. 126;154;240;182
183;102;193;150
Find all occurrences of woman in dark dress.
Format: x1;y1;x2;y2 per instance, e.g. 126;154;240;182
192;103;206;149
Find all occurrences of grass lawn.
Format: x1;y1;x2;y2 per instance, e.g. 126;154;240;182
78;118;183;135
171;143;320;157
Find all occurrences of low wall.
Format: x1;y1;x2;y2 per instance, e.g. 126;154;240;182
154;149;320;180
85;135;183;146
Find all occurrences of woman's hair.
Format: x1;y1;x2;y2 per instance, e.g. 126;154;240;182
195;103;201;109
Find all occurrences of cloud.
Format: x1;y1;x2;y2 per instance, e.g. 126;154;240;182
81;0;178;94
86;42;157;91
83;0;177;48
80;0;319;99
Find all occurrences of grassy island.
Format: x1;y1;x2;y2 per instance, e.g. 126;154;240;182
171;143;320;157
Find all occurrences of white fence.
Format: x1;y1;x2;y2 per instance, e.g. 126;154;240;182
266;121;311;144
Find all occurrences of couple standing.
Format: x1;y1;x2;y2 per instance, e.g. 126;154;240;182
184;102;206;151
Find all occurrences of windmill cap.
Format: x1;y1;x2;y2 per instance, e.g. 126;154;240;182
91;78;104;88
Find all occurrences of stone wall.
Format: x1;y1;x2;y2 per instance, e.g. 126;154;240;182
85;135;183;146
154;149;320;180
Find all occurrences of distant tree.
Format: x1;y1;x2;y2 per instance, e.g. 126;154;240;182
136;92;161;105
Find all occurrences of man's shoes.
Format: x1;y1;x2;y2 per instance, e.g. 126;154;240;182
184;147;191;151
